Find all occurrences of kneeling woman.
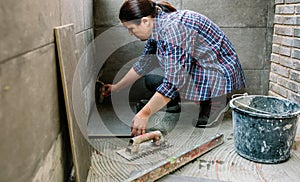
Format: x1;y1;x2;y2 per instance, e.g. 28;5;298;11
104;0;246;136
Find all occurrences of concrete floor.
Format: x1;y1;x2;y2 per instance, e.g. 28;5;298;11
86;102;300;182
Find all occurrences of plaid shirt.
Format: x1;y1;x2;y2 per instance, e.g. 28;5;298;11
133;10;246;101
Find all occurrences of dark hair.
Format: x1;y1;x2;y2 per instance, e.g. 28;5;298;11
119;0;177;24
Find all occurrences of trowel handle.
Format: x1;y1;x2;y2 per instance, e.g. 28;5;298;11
130;130;164;146
96;80;106;104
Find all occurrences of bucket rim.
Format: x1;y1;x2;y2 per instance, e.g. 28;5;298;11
229;94;300;119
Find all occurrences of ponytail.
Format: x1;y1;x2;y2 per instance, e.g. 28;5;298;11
154;1;177;13
119;0;177;23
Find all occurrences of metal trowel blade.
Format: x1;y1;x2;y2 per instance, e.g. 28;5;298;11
116;140;171;161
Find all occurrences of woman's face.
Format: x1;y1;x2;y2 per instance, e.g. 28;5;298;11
122;17;153;41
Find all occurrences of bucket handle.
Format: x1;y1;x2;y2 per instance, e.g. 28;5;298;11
231;92;248;99
233;100;274;115
231;93;275;116
231;93;292;116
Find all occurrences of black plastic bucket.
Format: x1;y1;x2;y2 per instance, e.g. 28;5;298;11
230;94;300;163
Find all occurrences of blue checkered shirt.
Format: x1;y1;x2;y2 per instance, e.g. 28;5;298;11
133;10;246;101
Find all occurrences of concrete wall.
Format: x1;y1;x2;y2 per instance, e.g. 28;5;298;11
94;0;274;100
0;0;93;181
269;0;300;104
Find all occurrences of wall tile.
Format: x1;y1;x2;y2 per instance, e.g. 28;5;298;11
0;44;60;182
182;0;268;27
244;70;270;95
223;28;268;70
61;0;84;33
94;0;124;27
0;0;60;62
84;0;94;29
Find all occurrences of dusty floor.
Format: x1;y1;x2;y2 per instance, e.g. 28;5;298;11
86;103;300;182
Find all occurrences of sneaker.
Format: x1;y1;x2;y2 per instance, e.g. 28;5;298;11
194;103;229;128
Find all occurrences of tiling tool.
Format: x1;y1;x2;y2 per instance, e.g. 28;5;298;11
96;79;105;103
116;130;171;161
126;133;224;181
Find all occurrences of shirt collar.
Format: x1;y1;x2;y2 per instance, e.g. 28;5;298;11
150;11;166;40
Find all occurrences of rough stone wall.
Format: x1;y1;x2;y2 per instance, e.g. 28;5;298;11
0;0;93;182
94;0;274;102
269;0;300;104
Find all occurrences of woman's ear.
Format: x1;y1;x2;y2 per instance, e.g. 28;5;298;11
141;17;151;26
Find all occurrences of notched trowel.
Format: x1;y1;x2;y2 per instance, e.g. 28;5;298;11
96;80;106;104
116;130;171;161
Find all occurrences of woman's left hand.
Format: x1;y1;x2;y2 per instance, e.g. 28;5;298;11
131;113;149;136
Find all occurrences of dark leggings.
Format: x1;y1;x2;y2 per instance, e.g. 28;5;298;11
144;74;229;115
144;74;180;107
198;94;228;116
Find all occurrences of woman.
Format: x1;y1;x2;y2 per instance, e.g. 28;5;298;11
104;0;246;136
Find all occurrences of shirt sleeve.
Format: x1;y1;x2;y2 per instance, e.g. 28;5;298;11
156;41;187;100
132;39;160;76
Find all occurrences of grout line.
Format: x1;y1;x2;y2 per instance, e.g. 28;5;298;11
0;27;95;65
0;42;55;65
76;27;94;35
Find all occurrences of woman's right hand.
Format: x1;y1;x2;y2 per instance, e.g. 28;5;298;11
103;84;121;97
102;84;112;97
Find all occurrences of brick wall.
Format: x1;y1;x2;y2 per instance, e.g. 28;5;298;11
269;0;300;104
